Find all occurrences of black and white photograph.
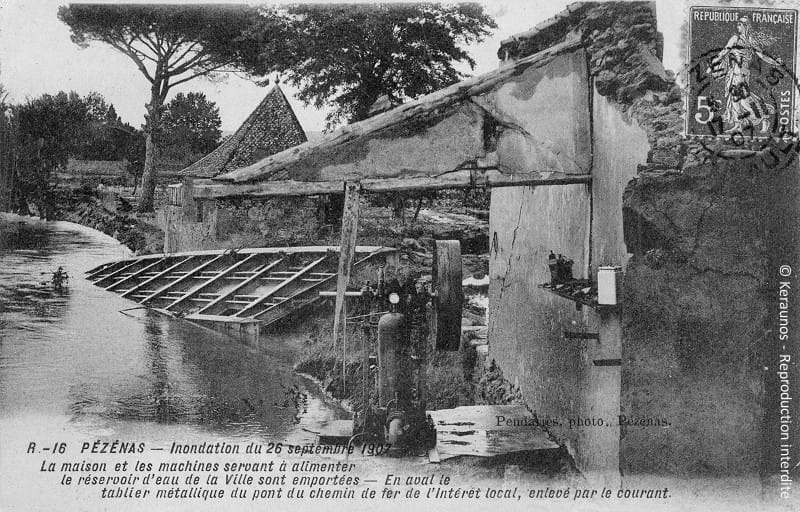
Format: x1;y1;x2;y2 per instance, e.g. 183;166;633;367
0;1;798;511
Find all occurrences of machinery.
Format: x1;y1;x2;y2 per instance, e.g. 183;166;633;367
339;240;463;455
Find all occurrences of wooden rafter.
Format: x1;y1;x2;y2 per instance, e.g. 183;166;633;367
86;260;126;279
191;169;592;200
94;259;147;288
253;248;389;323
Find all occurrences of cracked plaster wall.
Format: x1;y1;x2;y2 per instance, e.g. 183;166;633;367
488;86;648;484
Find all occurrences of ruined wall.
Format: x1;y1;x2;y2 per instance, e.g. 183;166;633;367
621;156;800;476
490;0;799;481
489;2;671;482
214;197;321;248
159;192;321;253
488;183;591;460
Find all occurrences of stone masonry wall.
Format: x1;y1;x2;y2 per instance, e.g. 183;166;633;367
160;197;321;253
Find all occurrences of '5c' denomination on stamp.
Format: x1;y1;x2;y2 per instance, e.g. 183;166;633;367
686;5;798;140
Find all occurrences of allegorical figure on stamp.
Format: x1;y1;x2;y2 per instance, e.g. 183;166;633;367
709;16;783;133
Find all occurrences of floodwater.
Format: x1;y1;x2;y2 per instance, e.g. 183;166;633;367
0;214;348;439
0;214;351;509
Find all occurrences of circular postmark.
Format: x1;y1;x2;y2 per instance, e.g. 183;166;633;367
684;6;800;171
686;46;800;170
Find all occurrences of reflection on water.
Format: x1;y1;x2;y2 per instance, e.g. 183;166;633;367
0;214;346;441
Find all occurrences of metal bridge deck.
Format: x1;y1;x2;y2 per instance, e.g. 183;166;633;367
86;246;394;329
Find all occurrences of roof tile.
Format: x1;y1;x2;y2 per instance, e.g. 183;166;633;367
180;85;307;178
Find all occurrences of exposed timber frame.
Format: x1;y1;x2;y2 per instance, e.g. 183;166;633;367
191;169;591;199
190;38;589;201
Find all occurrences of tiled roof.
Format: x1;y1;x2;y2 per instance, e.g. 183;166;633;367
180;84;307;178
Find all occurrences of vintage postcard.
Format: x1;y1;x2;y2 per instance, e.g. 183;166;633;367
0;1;797;512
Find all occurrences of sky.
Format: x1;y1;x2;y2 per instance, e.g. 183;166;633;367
0;1;685;134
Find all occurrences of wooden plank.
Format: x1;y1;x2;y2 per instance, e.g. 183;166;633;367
192;170;592;200
94;245;388;261
593;359;622;366
105;256;169;291
184;313;260;323
140;254;226;304
165;254;259;311
332;182;360;351
564;331;600;340
319;291;363;297
428;405;559;461
432;240;463;351
121;256;195;298
195;257;284;315
234;256;327;318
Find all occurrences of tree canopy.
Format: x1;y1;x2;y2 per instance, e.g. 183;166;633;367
14;92;89;217
263;3;497;127
162;92;222;157
58;3;282;211
160;92;222;170
74;91;139;162
58;4;277;88
58;3;496;211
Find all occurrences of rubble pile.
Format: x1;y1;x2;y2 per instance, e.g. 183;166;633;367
475;359;523;405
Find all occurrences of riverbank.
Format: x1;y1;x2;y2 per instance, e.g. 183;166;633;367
42;184;523;414
52;185;164;254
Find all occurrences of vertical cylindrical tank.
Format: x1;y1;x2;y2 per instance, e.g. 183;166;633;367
377;311;405;407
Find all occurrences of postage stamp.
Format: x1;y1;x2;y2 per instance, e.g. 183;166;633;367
686;5;798;141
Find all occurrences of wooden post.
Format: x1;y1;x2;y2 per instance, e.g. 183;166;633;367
432;240;463;351
332;182;361;352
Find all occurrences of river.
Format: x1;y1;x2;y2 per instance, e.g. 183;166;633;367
0;214;353;509
0;214;589;512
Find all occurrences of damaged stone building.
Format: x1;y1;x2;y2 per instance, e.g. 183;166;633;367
159;84;319;252
168;1;798;490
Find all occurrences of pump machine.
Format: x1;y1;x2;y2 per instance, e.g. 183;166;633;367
326;240;463;454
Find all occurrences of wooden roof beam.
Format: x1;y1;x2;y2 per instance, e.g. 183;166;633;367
214;39;583;185
140;254;226;305
233;256;327;318
191;169;591;200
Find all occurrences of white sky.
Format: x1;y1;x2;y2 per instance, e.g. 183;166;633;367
0;0;684;133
